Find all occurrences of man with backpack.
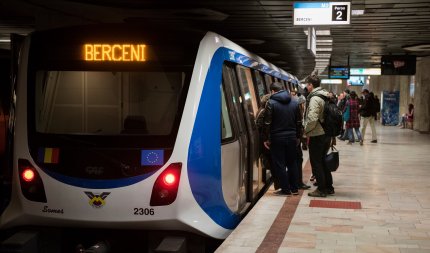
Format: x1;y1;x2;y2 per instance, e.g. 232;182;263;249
303;75;335;198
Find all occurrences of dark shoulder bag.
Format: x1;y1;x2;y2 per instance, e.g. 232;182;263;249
325;146;339;172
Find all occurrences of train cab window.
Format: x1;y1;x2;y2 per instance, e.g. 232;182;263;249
34;71;185;136
221;85;233;141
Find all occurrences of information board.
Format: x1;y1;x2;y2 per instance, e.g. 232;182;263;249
328;66;350;79
293;2;351;26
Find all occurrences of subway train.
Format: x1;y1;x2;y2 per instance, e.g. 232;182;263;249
0;24;298;252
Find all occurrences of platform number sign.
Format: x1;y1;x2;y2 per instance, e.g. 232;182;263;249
293;2;351;25
332;5;348;21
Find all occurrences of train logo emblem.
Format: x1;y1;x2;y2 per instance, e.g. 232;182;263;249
84;192;110;208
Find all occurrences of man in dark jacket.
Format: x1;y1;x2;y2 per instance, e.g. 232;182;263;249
360;89;378;143
264;82;302;195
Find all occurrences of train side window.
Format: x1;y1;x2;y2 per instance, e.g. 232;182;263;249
221;85;233;141
252;70;267;103
236;66;259;120
264;74;273;92
280;79;287;91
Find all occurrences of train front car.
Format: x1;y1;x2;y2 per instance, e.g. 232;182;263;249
0;26;237;251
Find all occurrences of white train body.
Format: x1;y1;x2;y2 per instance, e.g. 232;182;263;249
0;25;298;241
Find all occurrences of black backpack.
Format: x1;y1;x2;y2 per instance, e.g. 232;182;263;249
309;94;343;137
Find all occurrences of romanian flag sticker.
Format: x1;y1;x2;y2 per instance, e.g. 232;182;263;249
38;148;60;164
141;150;164;166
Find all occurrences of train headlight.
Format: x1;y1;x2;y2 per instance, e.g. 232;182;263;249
18;159;47;203
150;163;182;206
163;173;176;186
22;168;35;182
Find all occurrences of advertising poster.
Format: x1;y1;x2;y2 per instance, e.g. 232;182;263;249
381;91;400;126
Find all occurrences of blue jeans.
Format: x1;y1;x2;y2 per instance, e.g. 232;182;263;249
348;127;362;142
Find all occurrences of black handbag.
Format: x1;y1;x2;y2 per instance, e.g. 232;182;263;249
325;146;339;172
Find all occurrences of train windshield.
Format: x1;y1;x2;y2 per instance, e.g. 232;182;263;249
34;70;185;136
25;26;199;180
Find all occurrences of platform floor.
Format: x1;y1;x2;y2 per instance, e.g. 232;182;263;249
216;123;430;253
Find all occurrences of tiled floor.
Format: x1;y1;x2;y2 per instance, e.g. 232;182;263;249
216;123;430;253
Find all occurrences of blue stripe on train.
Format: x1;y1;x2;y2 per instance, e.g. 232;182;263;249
188;47;294;229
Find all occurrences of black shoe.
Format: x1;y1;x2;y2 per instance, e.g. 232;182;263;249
371;140;377;143
274;190;292;196
337;137;346;141
299;184;311;189
291;190;299;195
308;189;327;197
327;189;335;195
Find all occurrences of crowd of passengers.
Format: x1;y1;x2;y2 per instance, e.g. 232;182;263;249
257;74;381;197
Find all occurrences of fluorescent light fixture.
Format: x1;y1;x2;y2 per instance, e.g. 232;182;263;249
321;79;342;84
0;39;11;43
316;39;333;43
352;9;365;15
316;30;331;36
316;47;332;52
315;58;330;62
304;29;331;36
317;42;333;46
315;53;331;58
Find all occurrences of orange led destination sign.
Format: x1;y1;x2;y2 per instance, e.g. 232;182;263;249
84;44;146;62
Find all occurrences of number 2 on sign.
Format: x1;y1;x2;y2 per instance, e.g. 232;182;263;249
336;11;343;20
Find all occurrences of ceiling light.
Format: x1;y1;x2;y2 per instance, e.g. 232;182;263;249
315;53;331;58
316;39;332;43
316;30;331;36
352;10;365;15
321;79;342;84
315;58;330;61
316;47;332;52
0;39;11;43
317;42;333;46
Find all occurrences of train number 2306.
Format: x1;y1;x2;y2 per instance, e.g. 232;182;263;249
133;208;155;215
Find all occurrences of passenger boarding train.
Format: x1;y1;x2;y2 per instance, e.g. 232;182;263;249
0;24;298;252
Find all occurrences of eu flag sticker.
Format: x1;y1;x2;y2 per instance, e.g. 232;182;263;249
141;150;164;166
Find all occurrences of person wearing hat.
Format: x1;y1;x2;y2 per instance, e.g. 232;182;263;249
360;89;378;143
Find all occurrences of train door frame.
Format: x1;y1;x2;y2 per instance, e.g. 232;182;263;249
234;64;263;200
221;63;249;210
250;69;271;185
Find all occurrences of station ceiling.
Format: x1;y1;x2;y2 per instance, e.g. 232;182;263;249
1;0;430;79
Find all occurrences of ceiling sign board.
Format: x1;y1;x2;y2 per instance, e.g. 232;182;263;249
293;2;351;26
350;68;381;75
